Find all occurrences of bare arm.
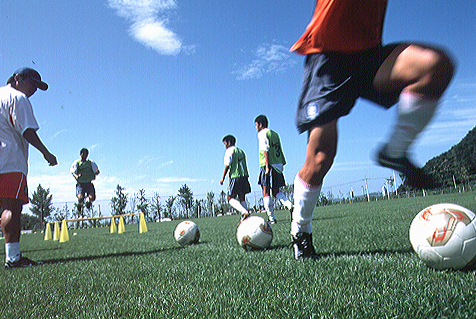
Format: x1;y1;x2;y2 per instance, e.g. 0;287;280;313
264;150;270;175
23;128;57;166
220;165;229;185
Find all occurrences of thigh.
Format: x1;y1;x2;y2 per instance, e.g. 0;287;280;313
373;43;453;98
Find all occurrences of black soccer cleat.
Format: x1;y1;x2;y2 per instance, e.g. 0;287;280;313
292;232;319;260
376;145;437;189
5;255;41;269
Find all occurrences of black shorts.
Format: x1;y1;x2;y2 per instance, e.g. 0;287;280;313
296;44;401;133
76;182;96;198
258;167;285;190
228;176;251;196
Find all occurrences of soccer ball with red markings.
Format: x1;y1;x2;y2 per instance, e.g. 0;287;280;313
409;203;476;270
174;221;200;246
236;216;273;251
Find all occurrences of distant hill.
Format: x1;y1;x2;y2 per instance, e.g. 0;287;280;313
422;126;476;188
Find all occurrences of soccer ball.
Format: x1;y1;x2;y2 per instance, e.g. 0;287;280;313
174;221;200;246
236;216;273;251
409;203;476;270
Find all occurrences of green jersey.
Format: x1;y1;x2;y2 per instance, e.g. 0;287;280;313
224;146;249;179
258;129;286;167
71;159;98;183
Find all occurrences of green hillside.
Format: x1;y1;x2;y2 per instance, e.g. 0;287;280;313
423;126;476;188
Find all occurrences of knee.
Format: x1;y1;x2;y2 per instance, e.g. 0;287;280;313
424;49;456;97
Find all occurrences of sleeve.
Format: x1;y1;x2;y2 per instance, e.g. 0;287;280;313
91;161;99;173
70;161;78;174
224;148;233;166
258;130;270;152
11;94;39;135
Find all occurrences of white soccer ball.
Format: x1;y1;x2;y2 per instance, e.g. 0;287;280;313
236;216;273;251
174;221;200;246
409;203;476;270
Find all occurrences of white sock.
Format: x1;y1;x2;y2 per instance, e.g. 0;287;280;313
5;242;20;262
386;91;438;158
229;198;248;215
240;201;248;210
291;174;321;235
263;196;275;220
275;192;293;210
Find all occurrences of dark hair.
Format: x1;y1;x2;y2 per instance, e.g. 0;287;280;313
254;114;268;128
222;135;236;146
80;148;89;157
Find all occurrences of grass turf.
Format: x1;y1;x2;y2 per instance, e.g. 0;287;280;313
2;191;476;318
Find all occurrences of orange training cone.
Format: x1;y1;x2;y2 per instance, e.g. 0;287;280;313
118;216;125;234
59;220;69;242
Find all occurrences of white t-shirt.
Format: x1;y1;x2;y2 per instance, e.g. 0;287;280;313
0;85;39;175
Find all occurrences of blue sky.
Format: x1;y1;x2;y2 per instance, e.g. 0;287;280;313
1;1;475;215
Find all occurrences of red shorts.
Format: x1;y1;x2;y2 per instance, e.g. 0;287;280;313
0;172;29;205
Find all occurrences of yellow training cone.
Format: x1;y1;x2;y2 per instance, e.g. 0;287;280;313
118;216;125;234
139;213;148;233
53;221;60;241
59;220;69;242
44;223;52;240
110;217;117;233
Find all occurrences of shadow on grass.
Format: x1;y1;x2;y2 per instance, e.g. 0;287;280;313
40;246;186;265
266;244;414;258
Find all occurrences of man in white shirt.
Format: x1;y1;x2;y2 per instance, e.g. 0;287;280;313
0;67;57;269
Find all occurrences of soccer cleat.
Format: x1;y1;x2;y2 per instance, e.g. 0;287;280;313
5;255;41;269
85;201;92;209
376;145;437;189
292;232;319;260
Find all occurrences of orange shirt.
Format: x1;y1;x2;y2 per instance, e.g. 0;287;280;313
291;0;388;54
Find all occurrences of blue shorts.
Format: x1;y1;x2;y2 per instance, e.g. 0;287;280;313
258;167;285;190
76;182;96;198
227;177;251;197
296;44;401;133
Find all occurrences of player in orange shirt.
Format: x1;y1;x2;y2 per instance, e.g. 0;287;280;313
290;0;455;260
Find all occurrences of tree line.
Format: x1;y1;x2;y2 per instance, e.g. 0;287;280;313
25;183;294;231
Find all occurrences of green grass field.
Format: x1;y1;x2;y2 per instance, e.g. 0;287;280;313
2;192;476;318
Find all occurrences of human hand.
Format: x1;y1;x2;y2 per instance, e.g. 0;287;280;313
45;152;57;166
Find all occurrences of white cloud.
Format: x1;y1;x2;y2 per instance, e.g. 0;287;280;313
235;44;296;80
156;177;203;183
108;0;185;56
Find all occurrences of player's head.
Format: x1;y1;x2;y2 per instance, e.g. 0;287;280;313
222;135;236;147
80;148;89;160
254;114;268;131
8;67;48;97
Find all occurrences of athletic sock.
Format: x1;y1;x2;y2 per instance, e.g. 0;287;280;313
275;192;293;210
5;242;20;262
386;91;438;158
240;201;248;210
229;198;248;215
291;174;321;235
263;196;275;221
